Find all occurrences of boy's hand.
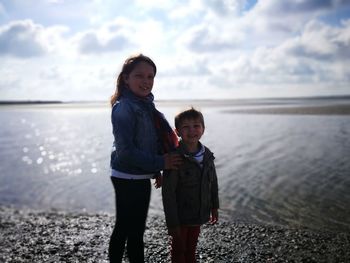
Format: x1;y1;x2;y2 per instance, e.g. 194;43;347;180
209;209;218;225
153;175;162;188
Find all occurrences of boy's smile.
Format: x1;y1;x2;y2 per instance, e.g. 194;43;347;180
176;118;204;152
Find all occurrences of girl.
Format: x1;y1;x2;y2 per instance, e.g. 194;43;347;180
108;54;182;263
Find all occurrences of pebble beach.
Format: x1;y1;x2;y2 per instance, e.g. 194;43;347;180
1;206;349;263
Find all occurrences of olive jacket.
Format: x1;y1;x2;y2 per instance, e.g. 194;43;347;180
162;141;219;228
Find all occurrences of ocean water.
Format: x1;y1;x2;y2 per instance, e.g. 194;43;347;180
0;97;350;232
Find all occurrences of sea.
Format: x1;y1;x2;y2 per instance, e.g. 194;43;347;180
0;96;350;232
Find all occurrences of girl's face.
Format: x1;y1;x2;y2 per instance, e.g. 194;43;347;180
124;61;155;98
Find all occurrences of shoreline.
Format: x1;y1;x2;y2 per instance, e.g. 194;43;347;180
1;206;349;262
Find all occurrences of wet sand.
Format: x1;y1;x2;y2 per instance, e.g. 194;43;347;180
1;206;349;262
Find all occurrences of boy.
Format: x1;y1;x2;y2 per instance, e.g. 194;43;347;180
162;107;219;263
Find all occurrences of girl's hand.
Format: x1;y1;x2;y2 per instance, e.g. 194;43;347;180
153;175;162;188
164;153;183;170
209;209;218;225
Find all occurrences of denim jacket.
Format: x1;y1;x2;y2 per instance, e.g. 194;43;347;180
110;88;164;175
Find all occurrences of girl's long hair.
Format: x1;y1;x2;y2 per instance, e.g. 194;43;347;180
110;54;157;107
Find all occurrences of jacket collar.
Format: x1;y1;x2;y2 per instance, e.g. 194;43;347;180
122;87;154;104
177;140;214;162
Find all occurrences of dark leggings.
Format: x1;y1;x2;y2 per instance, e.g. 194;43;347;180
109;177;151;263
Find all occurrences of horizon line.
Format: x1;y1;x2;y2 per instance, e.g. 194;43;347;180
1;94;350;105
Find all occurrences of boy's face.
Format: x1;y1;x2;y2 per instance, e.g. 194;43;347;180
176;118;204;146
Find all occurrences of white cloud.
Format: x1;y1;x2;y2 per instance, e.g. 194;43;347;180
202;0;248;16
134;0;177;11
198;17;350;97
252;0;350;17
0;20;48;58
0;19;70;58
242;0;350;39
76;31;131;54
179;22;243;52
279;19;350;68
71;17;169;56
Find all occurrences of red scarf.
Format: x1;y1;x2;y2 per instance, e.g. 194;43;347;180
154;110;179;154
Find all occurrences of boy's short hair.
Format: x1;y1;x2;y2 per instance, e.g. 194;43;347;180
175;107;205;130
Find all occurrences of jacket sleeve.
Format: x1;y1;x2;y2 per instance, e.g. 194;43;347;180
211;162;220;209
162;169;180;228
112;102;164;172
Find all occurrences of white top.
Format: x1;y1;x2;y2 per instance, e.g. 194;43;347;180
184;144;205;167
193;144;205;167
111;169;154;180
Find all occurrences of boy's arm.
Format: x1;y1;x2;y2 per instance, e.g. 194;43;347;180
162;169;180;231
209;163;219;224
211;162;220;210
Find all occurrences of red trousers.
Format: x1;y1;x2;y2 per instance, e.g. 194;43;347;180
170;225;201;263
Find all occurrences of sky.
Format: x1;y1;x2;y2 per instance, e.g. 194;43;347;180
0;0;350;101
